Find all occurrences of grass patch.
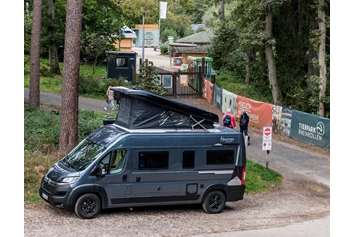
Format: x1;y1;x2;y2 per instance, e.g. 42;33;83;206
245;160;282;193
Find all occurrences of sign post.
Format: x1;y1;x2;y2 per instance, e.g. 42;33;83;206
262;126;272;170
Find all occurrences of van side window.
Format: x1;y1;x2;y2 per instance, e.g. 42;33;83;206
139;151;169;170
183;151;195;169
206;150;234;165
110;149;127;174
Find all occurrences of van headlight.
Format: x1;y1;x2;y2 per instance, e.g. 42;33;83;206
59;177;80;184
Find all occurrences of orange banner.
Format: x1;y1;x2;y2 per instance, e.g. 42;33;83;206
236;95;273;129
204;79;213;104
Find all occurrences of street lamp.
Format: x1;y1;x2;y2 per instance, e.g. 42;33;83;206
142;11;150;62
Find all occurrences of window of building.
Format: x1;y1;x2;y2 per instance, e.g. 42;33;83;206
116;57;128;67
139;151;169;170
183;151;195;169
206;150;234;165
161;75;172;88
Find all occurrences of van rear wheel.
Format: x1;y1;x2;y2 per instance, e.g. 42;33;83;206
74;193;101;219
202;190;226;214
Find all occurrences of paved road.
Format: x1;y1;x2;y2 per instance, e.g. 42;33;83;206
24;47;331;236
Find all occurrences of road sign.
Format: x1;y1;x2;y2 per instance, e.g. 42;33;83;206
262;126;272;151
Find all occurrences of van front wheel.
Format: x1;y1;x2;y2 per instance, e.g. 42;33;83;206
74;193;101;219
202;190;226;214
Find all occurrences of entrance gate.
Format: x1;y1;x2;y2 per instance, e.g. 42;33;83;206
154;66;204;98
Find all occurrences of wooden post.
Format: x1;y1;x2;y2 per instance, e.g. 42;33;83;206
266;150;270;170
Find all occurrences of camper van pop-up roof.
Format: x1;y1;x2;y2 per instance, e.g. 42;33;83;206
111;86;219;130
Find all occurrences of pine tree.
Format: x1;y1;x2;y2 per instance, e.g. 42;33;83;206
135;60;167;95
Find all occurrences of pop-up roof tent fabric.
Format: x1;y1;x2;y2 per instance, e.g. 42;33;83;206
111;87;219;130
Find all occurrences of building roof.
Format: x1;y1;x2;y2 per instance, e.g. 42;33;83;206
176;31;215;44
111;26;137;39
173;46;208;54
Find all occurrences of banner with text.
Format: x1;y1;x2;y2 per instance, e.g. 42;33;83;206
290;110;330;150
236;95;273;129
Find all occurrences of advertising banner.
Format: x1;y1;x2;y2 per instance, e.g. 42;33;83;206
203;79;213;104
160;2;167;19
222;89;237;115
236;95;272;129
290;110;330;150
213;85;223;112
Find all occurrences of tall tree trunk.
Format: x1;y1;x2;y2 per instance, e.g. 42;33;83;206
29;0;43;108
59;0;83;154
317;0;327;117
47;0;61;75
219;0;225;24
264;6;281;105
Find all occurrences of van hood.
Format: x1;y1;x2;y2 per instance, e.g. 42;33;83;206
45;163;81;182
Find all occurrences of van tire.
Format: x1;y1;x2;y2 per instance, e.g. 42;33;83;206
74;193;101;219
202;190;226;214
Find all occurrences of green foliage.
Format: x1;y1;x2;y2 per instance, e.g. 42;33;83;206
159;43;169;55
24;150;61;201
24;103;61;152
24;54;31;75
209;23;239;70
24;101;105;153
245;160;282;194
135;61;167;95
191;0;211;24
80;33;116;76
196;25;205;33
78;75;102;94
215;70;273;103
160;28;179;44
24;13;32;55
39;58;54;77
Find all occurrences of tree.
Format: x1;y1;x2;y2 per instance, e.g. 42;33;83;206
264;4;281;105
135;60;167;95
29;0;43;109
317;0;327;117
59;0;83;154
219;0;225;24
47;0;61;75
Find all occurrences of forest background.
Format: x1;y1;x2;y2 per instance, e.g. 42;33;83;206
24;0;330;154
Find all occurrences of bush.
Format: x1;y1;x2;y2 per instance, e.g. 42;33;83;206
78;74;102;94
160;43;169;55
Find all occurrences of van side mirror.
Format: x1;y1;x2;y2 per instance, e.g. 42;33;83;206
96;163;107;177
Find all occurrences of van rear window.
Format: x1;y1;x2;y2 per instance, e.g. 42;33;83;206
206;150;234;165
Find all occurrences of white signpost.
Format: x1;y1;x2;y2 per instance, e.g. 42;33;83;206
262;126;272;169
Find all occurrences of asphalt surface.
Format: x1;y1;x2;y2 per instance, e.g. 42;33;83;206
23;47;331;236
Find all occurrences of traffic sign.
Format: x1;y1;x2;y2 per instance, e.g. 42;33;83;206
264;127;271;136
262;126;272;151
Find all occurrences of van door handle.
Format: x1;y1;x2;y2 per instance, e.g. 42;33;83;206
122;174;127;182
136;177;141;182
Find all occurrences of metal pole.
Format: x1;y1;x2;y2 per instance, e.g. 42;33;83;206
142;12;145;62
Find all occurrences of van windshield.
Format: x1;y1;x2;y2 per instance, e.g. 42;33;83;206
60;139;105;171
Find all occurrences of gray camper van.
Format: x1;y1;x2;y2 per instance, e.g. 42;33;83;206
39;87;246;219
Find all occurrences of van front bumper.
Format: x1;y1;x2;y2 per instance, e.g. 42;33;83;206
39;177;73;210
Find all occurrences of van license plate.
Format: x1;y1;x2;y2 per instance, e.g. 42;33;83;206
42;193;48;200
